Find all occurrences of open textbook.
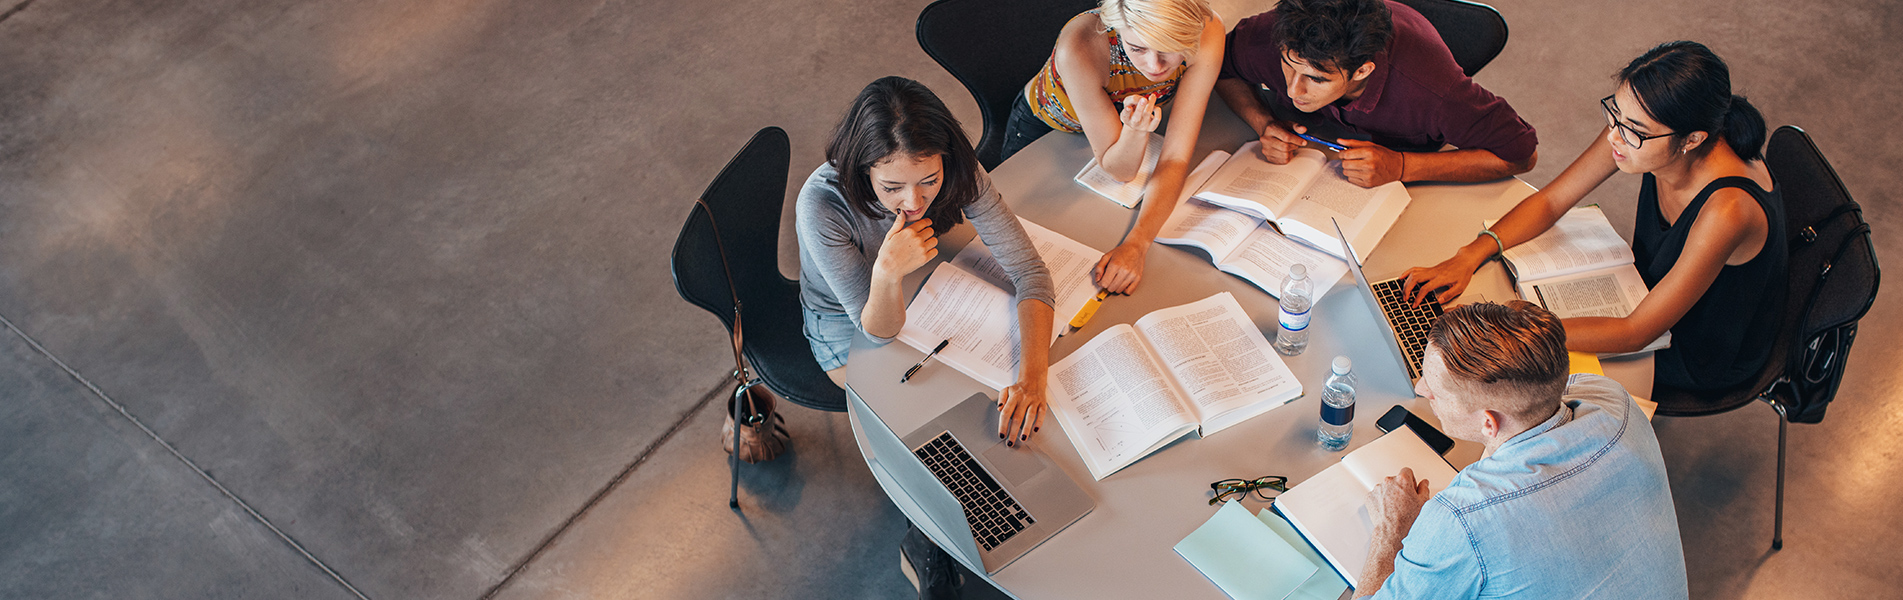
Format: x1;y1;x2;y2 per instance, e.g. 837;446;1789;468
1074;132;1165;208
1156;152;1353;299
1182;142;1411;261
1492;205;1670;356
1271;429;1459;588
1046;292;1303;480
896;218;1104;390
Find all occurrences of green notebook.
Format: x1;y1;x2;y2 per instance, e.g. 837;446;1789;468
1174;501;1325;600
1256;508;1353;600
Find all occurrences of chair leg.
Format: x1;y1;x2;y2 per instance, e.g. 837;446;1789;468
1772;415;1786;551
731;380;744;510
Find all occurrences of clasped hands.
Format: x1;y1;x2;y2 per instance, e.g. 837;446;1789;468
1254;121;1406;187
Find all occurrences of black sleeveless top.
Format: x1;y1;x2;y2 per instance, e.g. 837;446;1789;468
1634;173;1787;391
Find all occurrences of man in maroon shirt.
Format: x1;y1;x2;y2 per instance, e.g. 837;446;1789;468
1215;0;1538;188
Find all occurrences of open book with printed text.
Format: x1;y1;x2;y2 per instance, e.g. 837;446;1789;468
1493;205;1670;357
1046;292;1304;480
1156;152;1353;299
1183;142;1411;261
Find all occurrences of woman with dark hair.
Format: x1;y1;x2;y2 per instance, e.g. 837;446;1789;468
1401;41;1785;391
796;76;1056;439
796;76;1057;598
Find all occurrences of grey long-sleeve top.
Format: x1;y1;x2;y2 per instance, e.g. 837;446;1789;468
796;162;1056;343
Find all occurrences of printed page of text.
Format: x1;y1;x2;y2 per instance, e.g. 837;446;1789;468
1221;226;1352;300
1131;292;1301;432
1046;324;1199;480
1519;266;1650;319
1192;143;1328;221
1497;205;1635;281
1274;167;1410;261
897;262;1018;390
953;217;1104;344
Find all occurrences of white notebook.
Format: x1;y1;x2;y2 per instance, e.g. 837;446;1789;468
1271;430;1459;588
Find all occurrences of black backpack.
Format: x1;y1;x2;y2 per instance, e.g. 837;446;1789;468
1764;127;1881;424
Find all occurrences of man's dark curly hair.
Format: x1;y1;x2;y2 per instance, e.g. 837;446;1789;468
1272;0;1393;75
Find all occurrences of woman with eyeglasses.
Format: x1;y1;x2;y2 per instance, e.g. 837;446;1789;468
1400;41;1785;392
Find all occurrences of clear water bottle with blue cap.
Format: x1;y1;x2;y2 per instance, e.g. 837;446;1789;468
1318;355;1355;451
1274;264;1312;356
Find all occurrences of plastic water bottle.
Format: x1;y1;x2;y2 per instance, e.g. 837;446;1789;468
1275;264;1313;356
1318;356;1356;451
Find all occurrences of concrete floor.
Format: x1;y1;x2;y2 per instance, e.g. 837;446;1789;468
0;0;1897;598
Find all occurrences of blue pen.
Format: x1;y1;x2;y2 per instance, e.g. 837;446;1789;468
1295;132;1348;152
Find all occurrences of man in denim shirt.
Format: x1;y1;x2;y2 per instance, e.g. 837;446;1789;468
1356;301;1688;599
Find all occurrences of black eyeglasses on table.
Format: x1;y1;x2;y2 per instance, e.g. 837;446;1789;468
1208;476;1289;506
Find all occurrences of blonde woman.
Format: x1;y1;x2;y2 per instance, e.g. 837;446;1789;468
1004;0;1225;294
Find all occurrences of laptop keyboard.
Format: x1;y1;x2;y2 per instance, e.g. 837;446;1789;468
913;431;1035;552
1370;278;1445;381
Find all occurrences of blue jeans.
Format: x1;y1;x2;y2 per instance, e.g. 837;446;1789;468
801;306;855;372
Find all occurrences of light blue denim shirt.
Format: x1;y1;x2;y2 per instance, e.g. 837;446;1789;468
1372;374;1688;600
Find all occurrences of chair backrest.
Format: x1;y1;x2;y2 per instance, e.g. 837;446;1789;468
1393;0;1508;77
918;0;1099;171
1763;125;1880;424
672;127;793;338
672;127;848;412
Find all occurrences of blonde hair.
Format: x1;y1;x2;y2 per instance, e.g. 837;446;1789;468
1098;0;1215;57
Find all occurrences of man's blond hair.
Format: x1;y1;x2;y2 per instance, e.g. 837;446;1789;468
1097;0;1216;57
1427;301;1570;423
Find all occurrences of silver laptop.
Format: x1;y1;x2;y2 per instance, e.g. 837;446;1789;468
1333;219;1446;385
847;386;1093;575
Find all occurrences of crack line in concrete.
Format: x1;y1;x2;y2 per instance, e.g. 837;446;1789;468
479;373;730;600
0;313;373;600
0;0;36;25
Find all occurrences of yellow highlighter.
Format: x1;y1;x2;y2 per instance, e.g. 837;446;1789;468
1061;290;1112;337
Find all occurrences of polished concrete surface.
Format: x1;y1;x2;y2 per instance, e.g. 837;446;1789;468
0;0;1897;598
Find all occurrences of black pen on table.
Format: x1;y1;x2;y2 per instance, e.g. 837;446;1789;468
901;339;950;383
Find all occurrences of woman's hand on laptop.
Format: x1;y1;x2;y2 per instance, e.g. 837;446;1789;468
1400;244;1493;306
997;379;1047;447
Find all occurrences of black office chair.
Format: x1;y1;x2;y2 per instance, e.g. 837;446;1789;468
918;0;1099;171
1649;125;1880;551
671;127;848;508
1394;0;1509;77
